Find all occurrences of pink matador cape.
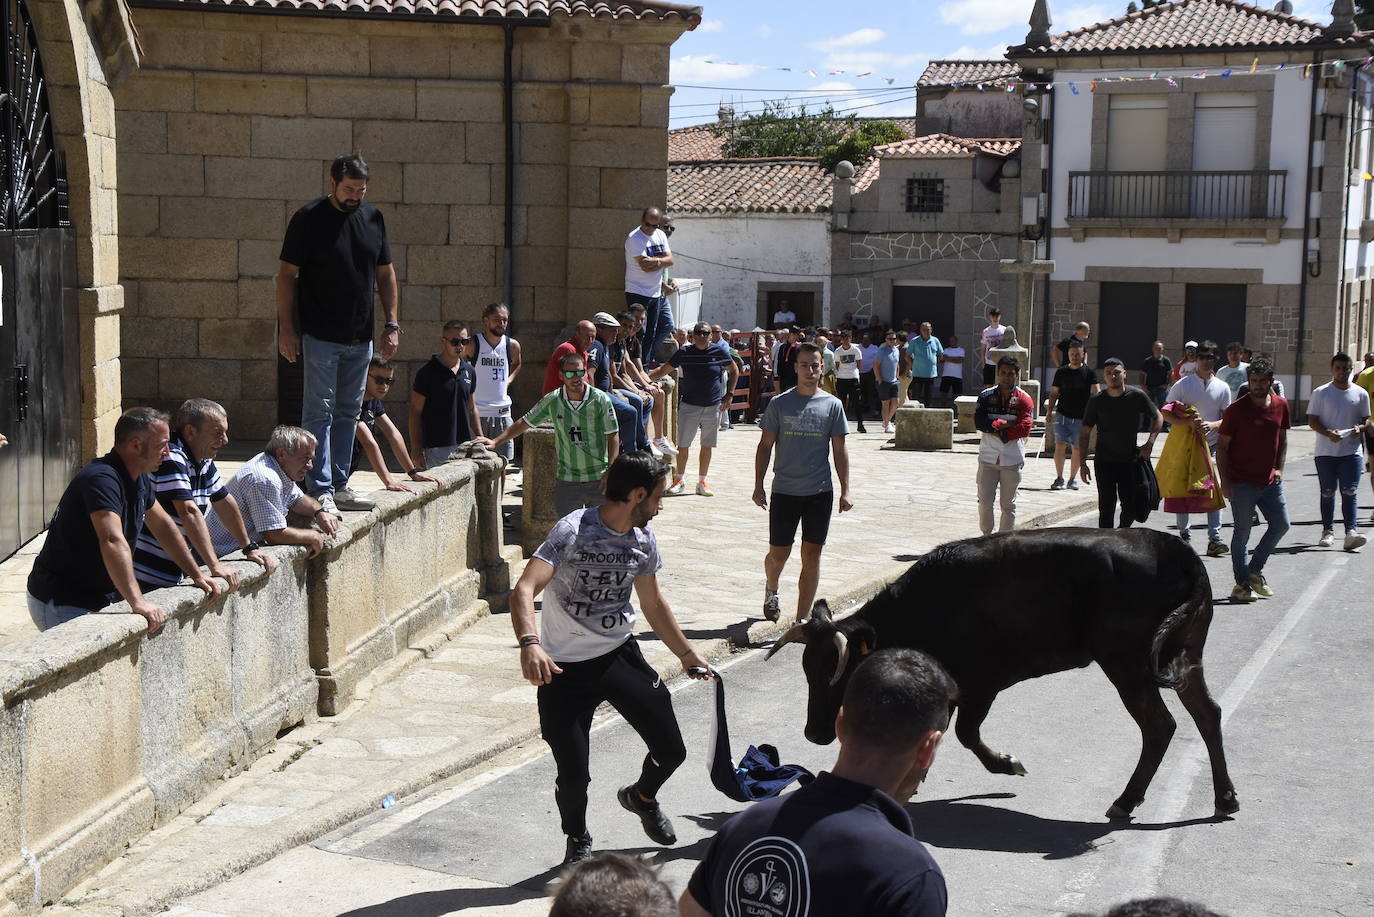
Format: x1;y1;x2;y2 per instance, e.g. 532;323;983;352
1155;401;1226;514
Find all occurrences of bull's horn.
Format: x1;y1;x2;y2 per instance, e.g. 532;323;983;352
765;622;810;660
828;631;849;686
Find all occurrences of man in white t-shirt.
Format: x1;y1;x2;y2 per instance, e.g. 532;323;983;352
772;301;797;327
939;334;966;406
980;307;1006;386
1164;340;1231;555
509;452;712;867
832;329;866;433
625;207;674;368
1307;352;1371;551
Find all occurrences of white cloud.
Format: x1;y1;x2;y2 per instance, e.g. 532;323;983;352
670;55;759;84
938;0;1032;35
813;28;887;52
943;41;1017;60
698;19;724;32
814;81;859;92
1287;0;1328;22
1058;4;1112;30
756;24;774;38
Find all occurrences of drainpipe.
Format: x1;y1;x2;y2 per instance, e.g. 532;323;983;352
1038;85;1055;378
1295;51;1320;409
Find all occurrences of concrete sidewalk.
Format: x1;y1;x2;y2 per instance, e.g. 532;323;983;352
34;424;1105;916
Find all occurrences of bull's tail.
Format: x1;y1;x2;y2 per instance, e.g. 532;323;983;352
1149;570;1210;690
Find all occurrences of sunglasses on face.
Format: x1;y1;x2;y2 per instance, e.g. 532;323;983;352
447;337;472;347
562;369;587;378
369;375;394;386
693;329;710;335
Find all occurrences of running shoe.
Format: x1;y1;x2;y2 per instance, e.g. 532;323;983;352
1206;538;1230;557
1248;573;1273;598
1344;532;1367;552
333;487;375;511
562;833;593;866
696;480;714;497
653;437;679;456
317;493;339;516
1050;477;1065;490
647;439;664;458
618;785;676;845
666;477;686;495
1230;583;1257;603
1067;479;1079;490
763;589;780;622
1319;530;1335;548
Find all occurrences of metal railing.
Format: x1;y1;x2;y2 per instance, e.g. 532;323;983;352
1068;170;1287;220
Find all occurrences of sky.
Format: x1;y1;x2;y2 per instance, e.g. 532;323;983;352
667;0;1335;129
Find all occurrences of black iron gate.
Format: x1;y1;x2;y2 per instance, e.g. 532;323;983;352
0;0;77;563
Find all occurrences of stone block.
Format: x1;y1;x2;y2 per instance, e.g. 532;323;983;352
119;195;160;238
519;423;560;552
123;316;200;359
588;85;642;127
117;110;167;154
446;37;505;79
512;246;568;290
514;84;568;124
622;45;670;85
401;284;440;322
239;277;279;318
415;81;503;123
240;358;277;395
449;204;499;247
140;25;262;72
205;156;323;201
569;42;622;81
228;398;277;440
196;73;308;116
954;394;979;433
121;237;238;281
250;116;353;160
517;36;570;82
308;77;415;119
408;244;496;286
463;121;505;164
159;196;286;242
570;126;666;170
261;32;369;76
383;203;450;245
517;122;569;165
118;152;204;197
598;167;664;210
371;37;450;78
354;119;465;164
641;88;671;130
162;112;251;157
239;240;283;278
403;162;490;205
0;705;21;895
567;166;600;208
200;319;277;360
116;71;195;112
81;311;122;370
160;358;244;401
139;280;240;319
566;244;621;290
523;205;568;248
123;357;160;399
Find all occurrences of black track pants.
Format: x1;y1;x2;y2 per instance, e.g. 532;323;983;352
537;639;687;838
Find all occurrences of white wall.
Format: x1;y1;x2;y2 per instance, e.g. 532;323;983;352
1046;66;1313;284
668;213;832;330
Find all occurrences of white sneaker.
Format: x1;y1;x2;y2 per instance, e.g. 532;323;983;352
654;437;679;456
1344;532;1367;552
647;440;664;458
1319;530;1335;548
334;487;375;511
317;493;339;515
883;422;894;434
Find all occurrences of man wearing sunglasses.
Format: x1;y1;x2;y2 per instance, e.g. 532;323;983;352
477;352;620;518
349;356;438;495
626;206;675;368
409;320;481;472
649;322;737;496
1164;339;1231;555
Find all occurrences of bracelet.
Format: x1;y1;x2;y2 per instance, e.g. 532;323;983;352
313;507;328;517
519;635;541;647
384;321;400;331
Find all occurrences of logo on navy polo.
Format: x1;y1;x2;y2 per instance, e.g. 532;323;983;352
723;836;809;917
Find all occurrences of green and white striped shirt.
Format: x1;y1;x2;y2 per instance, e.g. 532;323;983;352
522;386;619;482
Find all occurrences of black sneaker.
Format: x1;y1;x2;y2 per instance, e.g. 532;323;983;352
562;832;593;866
617;785;676;845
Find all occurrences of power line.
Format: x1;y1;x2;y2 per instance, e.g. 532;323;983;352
671;92;917;125
672;82;916;92
670;85;917;108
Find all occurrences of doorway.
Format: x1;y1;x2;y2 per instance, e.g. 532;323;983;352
1184;284;1247;351
761;291;815;329
892;285;956;342
1097;282;1159;370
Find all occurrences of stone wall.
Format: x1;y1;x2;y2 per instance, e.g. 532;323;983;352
114;9;689;439
0;452;517;913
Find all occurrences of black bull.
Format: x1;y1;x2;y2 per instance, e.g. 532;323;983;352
767;528;1239;819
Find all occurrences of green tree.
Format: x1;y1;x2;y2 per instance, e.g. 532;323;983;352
712;101;905;170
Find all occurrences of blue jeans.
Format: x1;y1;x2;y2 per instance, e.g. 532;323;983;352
614;388;651;451
607;390;645;453
1178;442;1221;540
1228;480;1290;586
302;334;372;496
1314;453;1363;533
629;292;673;367
27;593;92;630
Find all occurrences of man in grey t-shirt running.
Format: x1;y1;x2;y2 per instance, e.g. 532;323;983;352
754;342;853;623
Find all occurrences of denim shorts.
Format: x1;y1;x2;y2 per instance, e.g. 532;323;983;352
1053;413;1084;445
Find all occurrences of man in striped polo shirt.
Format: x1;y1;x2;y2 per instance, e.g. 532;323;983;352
478;351;620;518
649;321;737;496
133;399;277;591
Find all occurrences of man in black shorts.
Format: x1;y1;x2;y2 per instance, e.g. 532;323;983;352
753;343;853;623
509;452;712;867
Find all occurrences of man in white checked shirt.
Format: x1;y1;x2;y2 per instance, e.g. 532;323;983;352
207;425;341;559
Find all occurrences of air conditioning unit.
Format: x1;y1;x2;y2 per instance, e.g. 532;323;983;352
1321;60;1343;80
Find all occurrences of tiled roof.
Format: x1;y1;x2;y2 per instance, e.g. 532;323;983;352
128;0;702;23
668;158;832;214
1014;0;1368;55
876;134;1021;159
918;59;1020;87
668;117;919;163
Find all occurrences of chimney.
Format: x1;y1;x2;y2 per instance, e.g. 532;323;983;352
1026;0;1053;48
1327;0;1356;37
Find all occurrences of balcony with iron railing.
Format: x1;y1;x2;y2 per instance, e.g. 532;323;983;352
1066;170;1288;239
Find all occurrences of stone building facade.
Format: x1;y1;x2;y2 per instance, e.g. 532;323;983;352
115;0;699;439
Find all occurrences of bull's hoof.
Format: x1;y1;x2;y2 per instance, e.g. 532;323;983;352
1105;801;1134;820
995;754;1028;776
1214;791;1240;817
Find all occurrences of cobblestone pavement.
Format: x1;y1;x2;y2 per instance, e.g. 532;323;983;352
18;422;1173;915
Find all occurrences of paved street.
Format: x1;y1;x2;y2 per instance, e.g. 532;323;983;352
67;428;1372;917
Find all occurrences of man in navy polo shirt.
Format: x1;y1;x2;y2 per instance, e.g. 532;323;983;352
26;407;221;633
649;321;737;497
681;648;955;917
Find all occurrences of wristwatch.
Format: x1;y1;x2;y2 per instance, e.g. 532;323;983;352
384;321;400;332
243;541;263;554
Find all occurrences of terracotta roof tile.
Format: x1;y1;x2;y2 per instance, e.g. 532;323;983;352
918;59;1020;87
1014;0;1367;55
668;117;919;163
128;0;702;23
875;134;1021;159
668;158;832;214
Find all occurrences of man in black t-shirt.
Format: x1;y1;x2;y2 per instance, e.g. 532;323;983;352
681;649;955;917
409;321;481;471
1081;359;1162;528
1140;340;1173;408
1046;339;1097;491
1052;321;1091;368
277;154;398;514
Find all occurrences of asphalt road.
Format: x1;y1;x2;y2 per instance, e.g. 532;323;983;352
170;462;1374;917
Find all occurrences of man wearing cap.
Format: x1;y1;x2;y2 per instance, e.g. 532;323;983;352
1174;342;1200;381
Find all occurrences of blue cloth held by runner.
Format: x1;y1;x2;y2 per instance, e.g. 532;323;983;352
707;670;815;802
